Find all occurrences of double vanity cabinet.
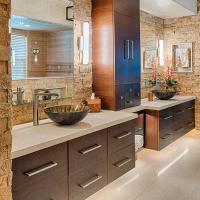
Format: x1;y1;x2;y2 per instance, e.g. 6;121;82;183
12;120;135;200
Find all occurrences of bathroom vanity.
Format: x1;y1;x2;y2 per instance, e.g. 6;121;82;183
12;111;137;200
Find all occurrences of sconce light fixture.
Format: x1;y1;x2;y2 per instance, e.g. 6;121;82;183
33;48;40;63
66;6;74;21
159;40;164;66
82;22;90;65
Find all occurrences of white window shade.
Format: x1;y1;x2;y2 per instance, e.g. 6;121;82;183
11;33;28;80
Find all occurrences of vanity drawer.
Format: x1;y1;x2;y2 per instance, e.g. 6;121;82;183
108;121;134;154
159;109;173;131
159;129;174;150
108;144;135;183
12;143;68;200
69;129;107;174
69;161;107;200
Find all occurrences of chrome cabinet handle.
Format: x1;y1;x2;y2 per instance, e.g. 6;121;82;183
25;161;58;177
131;40;134;60
115;131;133;140
79;175;102;189
124;40;130;60
175;110;184;115
163;116;173;120
114;157;132;168
79;144;102;155
186;107;194;110
174;127;185;132
185;121;194;126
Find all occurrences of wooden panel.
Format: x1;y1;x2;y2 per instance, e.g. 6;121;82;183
145;110;159;150
92;0;116;110
0;46;9;61
108;144;135;183
0;117;8;132
12;143;68;200
108;120;134;153
69;161;107;200
68;130;107;175
114;0;140;18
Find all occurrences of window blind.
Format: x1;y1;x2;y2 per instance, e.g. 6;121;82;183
11;33;27;80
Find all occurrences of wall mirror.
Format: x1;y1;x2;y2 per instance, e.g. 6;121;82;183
11;0;74;80
11;0;75;103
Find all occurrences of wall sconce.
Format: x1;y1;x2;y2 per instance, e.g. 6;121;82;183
159;40;164;66
33;48;40;63
82;22;90;65
66;6;74;21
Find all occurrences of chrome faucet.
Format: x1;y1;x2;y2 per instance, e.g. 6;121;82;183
33;89;59;126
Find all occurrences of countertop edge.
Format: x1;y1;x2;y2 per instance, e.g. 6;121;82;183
12;114;137;159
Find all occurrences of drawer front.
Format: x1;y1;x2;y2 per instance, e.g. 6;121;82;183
116;85;125;110
159;108;173;131
108;144;135;183
125;83;141;108
183;101;195;128
69;161;107;200
69;129;107;175
108;121;134;154
12;143;68;200
159;129;174;150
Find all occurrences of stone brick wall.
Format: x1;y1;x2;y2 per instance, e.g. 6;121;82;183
163;0;200;129
140;11;164;98
0;0;12;199
73;0;93;98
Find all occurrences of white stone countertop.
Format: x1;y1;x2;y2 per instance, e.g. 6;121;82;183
123;96;196;113
12;110;138;159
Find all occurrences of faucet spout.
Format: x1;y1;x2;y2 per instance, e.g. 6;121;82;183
33;90;59;126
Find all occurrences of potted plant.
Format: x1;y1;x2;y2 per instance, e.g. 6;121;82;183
148;56;178;100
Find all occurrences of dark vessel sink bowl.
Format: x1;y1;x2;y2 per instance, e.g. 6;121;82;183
44;105;90;125
152;90;176;100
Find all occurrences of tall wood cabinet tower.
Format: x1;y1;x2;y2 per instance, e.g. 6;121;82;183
92;0;141;110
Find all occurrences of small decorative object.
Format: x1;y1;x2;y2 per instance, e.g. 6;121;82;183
66;5;74;21
147;92;153;101
172;43;193;72
147;56;178;100
143;48;158;70
33;48;40;63
86;97;101;113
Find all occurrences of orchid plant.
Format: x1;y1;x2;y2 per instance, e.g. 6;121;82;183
146;55;178;91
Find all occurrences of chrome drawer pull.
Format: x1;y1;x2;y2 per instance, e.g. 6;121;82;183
79;175;102;189
175;127;185;132
25;161;58;177
163;116;173;120
175;110;184;115
79;144;102;155
114;157;132;168
186;122;194;126
186;107;194;110
115;132;133;140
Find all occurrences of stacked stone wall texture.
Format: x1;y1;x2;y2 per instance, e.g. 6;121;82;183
0;0;12;199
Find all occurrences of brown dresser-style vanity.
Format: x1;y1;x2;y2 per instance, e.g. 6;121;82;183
12;119;135;200
145;100;195;150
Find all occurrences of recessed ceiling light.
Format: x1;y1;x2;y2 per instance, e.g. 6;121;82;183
24;24;31;27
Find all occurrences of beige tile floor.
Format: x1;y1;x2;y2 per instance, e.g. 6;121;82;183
87;130;200;200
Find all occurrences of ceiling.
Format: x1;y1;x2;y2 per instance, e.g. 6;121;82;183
140;0;197;19
11;15;72;32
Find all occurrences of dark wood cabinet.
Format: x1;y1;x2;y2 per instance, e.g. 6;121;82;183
13;120;135;200
92;0;141;110
12;143;68;200
108;121;135;183
145;100;195;151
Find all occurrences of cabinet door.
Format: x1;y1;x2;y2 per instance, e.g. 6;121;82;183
115;12;140;85
115;0;140;19
12;143;68;200
125;83;141;108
